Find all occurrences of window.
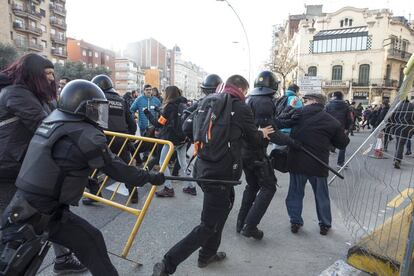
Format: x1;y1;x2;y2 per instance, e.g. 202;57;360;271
385;64;391;80
40;9;45;17
106;55;109;61
88;51;92;57
399;67;405;87
82;49;86;56
50;28;56;35
41;40;47;48
94;52;98;58
308;66;317;76
312;27;368;54
40;24;46;32
332;65;343;81
349;19;353;26
358;64;370;85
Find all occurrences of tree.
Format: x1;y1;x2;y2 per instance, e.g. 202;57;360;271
266;28;298;91
54;61;111;80
0;43;18;70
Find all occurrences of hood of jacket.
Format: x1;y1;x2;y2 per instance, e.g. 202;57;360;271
285;89;297;97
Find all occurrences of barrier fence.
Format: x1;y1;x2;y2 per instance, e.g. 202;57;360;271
83;131;174;259
329;54;414;275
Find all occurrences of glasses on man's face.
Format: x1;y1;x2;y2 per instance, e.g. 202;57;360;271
145;89;152;91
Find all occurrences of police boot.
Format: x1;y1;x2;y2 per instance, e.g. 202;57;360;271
152;260;170;276
241;225;264;240
198;252;226;268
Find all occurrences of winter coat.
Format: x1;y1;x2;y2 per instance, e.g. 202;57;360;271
130;95;161;132
145;96;187;145
385;101;414;138
284;103;350;177
374;104;390;127
0;73;53;171
324;99;353;130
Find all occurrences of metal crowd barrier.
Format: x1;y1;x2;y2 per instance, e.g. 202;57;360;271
83;130;174;259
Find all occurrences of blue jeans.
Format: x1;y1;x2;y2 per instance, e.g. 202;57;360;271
337;148;346;166
159;144;192;189
286;173;331;227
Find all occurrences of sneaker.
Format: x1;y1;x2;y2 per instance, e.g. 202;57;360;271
394;161;401;169
182;186;197;196
198;252;226;268
291;223;302;234
241;226;264;240
236;220;244;233
152;261;170;276
405;151;412;156
320;225;330;236
53;253;87;274
155;187;175;197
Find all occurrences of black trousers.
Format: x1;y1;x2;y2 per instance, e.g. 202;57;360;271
163;184;234;274
237;164;276;228
47;210;118;276
0;169;19;224
394;135;408;162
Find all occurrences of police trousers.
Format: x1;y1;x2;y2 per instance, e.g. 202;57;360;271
163;184;234;274
237;163;277;228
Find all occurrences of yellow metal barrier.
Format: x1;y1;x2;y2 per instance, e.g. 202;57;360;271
83;130;174;259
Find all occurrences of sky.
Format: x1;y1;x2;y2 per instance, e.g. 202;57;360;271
66;0;414;84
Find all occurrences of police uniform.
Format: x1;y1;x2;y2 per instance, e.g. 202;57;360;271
237;71;296;239
0;80;164;276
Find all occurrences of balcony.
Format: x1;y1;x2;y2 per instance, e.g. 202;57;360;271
50;17;67;30
13;22;42;36
14;39;27;49
51;48;67;57
12;4;42;21
50;34;66;45
28;42;43;51
49;3;66;16
352;78;399;88
388;49;412;62
382;78;399;88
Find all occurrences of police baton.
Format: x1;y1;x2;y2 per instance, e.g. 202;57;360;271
300;146;344;179
165;176;242;185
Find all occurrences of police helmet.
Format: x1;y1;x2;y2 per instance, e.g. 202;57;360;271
59;80;109;129
200;74;222;95
91;74;114;92
250;71;279;96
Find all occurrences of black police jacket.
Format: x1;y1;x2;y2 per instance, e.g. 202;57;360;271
193;96;266;181
0;80;53;171
285;104;350;177
15;111;150;207
104;90;136;134
242;94;294;162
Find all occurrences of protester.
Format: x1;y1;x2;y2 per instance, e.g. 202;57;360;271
152;75;274;276
0;80;165;276
277;92;349;235
0;53;86;273
324;91;353;168
144;85;193;197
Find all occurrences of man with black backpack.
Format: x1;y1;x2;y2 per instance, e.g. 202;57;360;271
237;71;300;240
152;75;274;276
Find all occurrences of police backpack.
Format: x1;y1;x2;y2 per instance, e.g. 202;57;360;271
192;93;233;162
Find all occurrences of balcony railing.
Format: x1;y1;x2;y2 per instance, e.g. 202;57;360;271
12;4;42;20
50;17;67;29
28;42;43;51
50;34;66;45
51;49;67;57
13;22;42;35
388;49;412;62
49;3;66;16
352;78;400;88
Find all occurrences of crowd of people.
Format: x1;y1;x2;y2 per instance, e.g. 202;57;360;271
0;53;410;276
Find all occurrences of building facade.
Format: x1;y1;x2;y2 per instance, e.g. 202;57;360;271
273;6;414;104
0;0;68;64
114;58;145;95
124;38;168;89
67;37;115;76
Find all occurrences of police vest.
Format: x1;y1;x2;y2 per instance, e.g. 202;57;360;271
246;95;276;128
104;91;128;133
15;121;105;205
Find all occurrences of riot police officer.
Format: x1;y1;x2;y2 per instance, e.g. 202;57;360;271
237;71;298;240
89;74;138;204
0;80;165;276
184;74;222;114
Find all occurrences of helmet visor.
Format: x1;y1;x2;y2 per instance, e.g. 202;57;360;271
85;100;109;129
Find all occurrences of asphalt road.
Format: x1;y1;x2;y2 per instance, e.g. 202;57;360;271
37;131;381;276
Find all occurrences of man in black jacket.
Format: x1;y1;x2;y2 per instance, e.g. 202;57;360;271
324;91;352;168
152;75;274;275
278;93;349;235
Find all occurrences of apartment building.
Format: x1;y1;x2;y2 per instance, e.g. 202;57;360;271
114;58;145;95
0;0;68;64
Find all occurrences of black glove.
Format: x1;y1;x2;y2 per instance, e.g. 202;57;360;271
143;108;150;115
290;139;302;150
148;172;165;186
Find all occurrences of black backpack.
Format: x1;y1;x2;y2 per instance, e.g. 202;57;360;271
182;107;196;141
192;93;233;162
274;95;288;118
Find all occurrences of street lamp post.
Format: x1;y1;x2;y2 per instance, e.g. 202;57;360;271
216;0;251;83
